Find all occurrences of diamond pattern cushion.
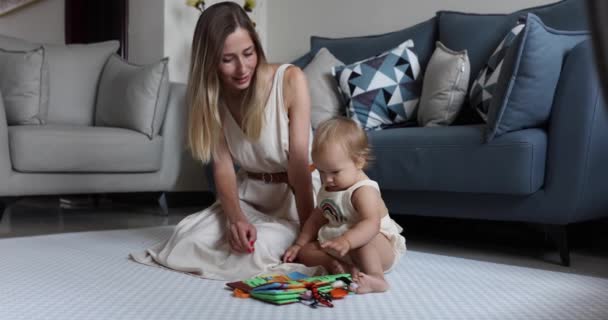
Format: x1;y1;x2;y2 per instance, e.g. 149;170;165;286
332;40;421;131
469;23;525;122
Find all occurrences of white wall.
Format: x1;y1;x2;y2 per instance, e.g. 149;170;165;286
266;0;556;63
0;0;64;44
163;0;268;83
0;0;556;80
128;0;165;65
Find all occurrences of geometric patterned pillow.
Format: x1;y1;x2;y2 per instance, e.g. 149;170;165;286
332;39;421;131
469;23;525;122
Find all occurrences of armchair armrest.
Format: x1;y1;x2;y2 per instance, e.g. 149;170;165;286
0;91;12;191
158;82;208;192
545;40;608;223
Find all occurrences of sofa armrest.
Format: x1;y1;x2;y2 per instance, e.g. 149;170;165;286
157;82;208;192
0;91;12;188
545;40;608;223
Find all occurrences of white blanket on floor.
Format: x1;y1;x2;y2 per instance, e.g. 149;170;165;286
1;226;607;320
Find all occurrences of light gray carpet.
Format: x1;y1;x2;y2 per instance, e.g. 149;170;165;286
0;226;606;320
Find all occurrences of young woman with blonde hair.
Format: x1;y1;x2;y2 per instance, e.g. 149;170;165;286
131;1;320;280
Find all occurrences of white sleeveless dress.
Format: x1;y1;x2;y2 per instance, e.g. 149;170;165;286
316;179;407;272
130;64;322;281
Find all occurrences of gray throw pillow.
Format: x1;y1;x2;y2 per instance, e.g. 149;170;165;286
303;48;345;129
44;41;119;125
95;54;170;139
0;34;50;124
418;41;470;127
0;47;47;125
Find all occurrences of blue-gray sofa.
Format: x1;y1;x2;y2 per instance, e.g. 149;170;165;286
293;0;608;265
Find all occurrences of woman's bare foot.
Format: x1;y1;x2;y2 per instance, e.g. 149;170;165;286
351;272;389;294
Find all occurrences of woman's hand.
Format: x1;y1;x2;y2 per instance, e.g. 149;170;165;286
320;236;351;257
229;219;257;254
283;243;303;263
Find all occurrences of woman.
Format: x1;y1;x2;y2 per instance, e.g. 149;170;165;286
130;2;321;280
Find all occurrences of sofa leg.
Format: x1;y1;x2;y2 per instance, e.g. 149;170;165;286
544;224;570;267
0;197;18;220
158;193;169;216
0;200;5;220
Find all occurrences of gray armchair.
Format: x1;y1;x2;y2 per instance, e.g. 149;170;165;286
0;35;208;215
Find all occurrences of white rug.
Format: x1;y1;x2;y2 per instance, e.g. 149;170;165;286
1;226;607;320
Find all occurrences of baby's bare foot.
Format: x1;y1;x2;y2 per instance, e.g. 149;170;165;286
328;259;349;274
352;272;389;294
350;265;361;281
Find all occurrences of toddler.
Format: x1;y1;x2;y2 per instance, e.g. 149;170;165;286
283;117;406;294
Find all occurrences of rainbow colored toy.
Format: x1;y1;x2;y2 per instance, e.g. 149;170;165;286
226;272;353;307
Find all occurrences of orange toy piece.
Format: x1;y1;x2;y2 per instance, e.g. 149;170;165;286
330;288;349;299
233;288;250;298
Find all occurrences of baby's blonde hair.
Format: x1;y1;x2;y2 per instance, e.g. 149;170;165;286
312;117;372;169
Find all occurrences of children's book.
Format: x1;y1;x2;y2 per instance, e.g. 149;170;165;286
226;272;351;305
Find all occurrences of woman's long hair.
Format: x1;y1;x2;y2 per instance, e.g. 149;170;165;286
187;1;268;163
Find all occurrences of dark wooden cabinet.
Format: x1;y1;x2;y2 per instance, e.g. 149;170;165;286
65;0;128;59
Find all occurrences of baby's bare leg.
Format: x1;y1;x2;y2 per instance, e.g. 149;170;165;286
298;241;351;274
349;233;395;294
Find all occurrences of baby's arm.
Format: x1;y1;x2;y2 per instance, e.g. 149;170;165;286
321;186;383;256
283;208;327;262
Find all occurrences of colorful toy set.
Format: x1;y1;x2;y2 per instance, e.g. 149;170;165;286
226;272;354;307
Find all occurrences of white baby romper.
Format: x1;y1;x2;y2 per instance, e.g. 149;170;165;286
317;179;406;272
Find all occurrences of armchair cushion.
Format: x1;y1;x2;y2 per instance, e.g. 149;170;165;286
44;41;119;126
0;34;50;124
485;13;588;142
95;55;170;138
0;47;47;125
8;125;162;173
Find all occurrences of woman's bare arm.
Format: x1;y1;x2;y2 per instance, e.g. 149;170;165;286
213;131;255;252
284;66;315;225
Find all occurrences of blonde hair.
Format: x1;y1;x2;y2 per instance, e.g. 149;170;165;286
312;117;373;169
187;2;269;163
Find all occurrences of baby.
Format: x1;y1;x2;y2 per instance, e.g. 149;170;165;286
283;117;406;294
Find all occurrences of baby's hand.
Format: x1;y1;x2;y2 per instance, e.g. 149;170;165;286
283;243;303;263
320;236;351;257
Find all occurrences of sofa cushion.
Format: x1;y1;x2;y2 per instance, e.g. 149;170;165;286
44;41;119;126
365;125;546;195
291;51;314;69
0;34;50;124
311;17;437;70
438;0;588;91
303;48;345;129
95;54;170;139
8;125;162;173
470;23;525;122
485;13;588;142
0;47;47;125
417;41;470;127
333;39;421;130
